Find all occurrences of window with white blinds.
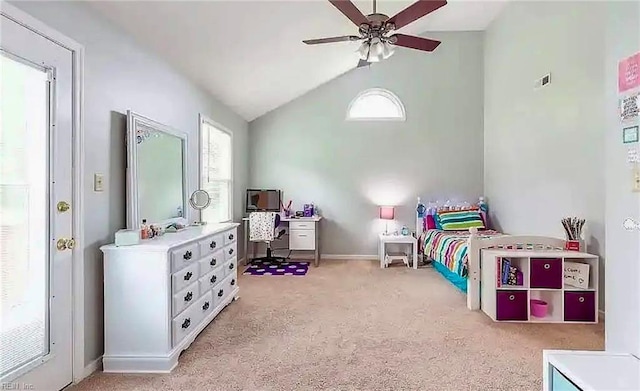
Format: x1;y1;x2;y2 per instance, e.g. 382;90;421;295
200;118;232;224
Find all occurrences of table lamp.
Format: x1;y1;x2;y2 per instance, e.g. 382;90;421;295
379;206;395;235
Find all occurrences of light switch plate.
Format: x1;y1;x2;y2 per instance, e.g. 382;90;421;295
94;173;104;192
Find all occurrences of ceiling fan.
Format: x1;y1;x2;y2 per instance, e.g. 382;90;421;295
303;0;447;67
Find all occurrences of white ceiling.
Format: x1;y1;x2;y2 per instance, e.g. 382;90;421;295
88;0;508;121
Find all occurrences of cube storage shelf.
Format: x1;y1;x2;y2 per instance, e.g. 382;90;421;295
481;249;599;323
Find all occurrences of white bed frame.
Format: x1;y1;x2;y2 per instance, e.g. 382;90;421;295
415;197;566;310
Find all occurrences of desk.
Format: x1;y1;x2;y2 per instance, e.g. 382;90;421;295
243;216;322;267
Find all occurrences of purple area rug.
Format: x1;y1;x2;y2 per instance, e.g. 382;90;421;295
243;260;309;276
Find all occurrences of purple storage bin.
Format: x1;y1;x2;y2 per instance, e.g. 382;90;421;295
564;291;596;322
516;271;524;286
530;258;563;289
496;290;528;321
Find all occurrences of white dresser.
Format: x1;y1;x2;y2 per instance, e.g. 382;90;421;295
100;223;240;373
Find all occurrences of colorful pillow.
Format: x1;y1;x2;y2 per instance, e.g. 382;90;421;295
437;210;485;231
426;214;437;230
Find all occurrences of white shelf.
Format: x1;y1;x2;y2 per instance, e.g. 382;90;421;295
481;252;599;323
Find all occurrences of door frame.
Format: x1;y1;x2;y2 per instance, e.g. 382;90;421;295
0;1;87;384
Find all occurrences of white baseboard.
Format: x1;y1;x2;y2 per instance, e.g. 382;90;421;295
248;253;376;261
325;254;377;260
81;356;102;379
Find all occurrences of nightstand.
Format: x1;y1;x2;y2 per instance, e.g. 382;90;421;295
378;233;418;269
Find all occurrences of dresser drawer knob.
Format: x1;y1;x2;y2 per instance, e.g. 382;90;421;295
228;248;234;255
229;263;234;270
544;263;550;270
202;301;210;311
231;279;236;286
184;292;193;302
183;251;192;260
579;297;585;303
509;295;515;301
210;241;217;249
228;233;234;240
218;289;224;297
210;275;217;284
210;258;217;266
181;318;191;329
184;271;193;281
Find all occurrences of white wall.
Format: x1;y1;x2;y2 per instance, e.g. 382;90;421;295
603;1;640;356
483;1;607;307
249;32;485;256
11;1;249;366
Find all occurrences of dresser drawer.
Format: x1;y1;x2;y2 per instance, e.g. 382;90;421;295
227;271;238;292
199;267;224;296
194;291;214;322
223;228;237;245
290;229;315;250
198;234;224;257
172;281;199;317
290;221;315;230
172;301;200;347
172;262;199;293
171;243;200;273
198;250;223;277
223;242;237;260
213;281;228;306
225;257;237;276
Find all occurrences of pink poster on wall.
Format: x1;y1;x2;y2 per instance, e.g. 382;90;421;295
619;52;640;93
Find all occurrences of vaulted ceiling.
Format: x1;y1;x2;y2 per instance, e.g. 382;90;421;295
88;1;507;121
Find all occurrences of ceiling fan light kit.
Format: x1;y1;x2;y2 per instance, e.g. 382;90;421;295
303;0;447;67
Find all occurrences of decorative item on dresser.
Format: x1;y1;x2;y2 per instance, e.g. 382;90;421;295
100;223;240;373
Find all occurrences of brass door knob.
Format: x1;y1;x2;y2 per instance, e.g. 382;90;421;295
57;201;71;212
56;238;75;251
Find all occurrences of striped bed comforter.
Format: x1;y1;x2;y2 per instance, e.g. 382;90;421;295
421;229;501;277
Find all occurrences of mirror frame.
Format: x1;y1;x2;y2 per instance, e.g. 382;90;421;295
126;110;189;229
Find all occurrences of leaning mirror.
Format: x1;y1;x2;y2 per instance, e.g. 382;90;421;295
189;189;211;226
126;111;188;229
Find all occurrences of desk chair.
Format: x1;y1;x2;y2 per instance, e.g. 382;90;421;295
249;211;287;264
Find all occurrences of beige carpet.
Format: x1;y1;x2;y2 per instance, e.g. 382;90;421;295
73;260;604;391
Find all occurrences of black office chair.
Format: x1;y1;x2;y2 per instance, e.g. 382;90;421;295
249;212;287;264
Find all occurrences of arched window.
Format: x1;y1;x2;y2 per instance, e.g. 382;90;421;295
346;88;405;121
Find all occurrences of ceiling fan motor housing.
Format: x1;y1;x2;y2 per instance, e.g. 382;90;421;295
359;13;395;42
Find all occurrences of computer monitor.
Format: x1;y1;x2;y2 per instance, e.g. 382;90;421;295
246;189;281;213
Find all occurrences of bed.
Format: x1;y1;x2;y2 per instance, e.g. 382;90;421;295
415;197;566;310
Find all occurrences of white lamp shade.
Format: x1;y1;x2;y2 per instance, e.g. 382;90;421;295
357;42;369;60
382;41;395;59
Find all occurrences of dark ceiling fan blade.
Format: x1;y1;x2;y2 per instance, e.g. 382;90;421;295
303;35;361;45
387;1;447;30
390;34;441;52
328;0;369;26
357;59;371;68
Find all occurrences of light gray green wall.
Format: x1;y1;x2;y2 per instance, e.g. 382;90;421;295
249;32;484;256
483;1;607;308
11;1;249;367
603;1;640;356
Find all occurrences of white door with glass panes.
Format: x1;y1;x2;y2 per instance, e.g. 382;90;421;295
0;11;74;391
200;117;232;224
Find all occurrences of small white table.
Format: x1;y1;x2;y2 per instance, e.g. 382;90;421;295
378;233;418;269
